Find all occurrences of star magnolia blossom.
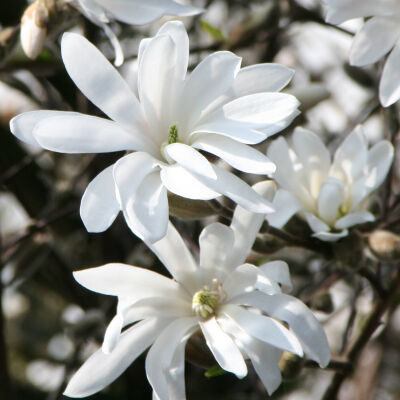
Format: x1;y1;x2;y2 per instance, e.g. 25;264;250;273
10;21;300;243
63;182;330;399
322;0;400;106
73;0;203;66
267;126;394;241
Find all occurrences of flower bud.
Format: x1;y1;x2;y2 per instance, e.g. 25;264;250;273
168;192;217;219
311;291;334;313
20;0;50;59
368;230;400;262
278;352;304;381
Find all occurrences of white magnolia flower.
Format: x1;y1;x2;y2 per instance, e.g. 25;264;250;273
64;182;330;399
72;0;203;66
322;0;400;106
10;21;300;243
267;126;394;241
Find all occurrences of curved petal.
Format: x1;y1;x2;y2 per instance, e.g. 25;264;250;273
304;212;330;234
219;316;282;396
231;292;330;367
160;164;220;200
380;43;400;107
199;223;235;276
102;314;124;354
350;16;400;66
229;181;276;266
259;260;293;293
80;164;120;233
64;318;168;398
123;171;169;243
199;316;247;378
10;110;80;147
334;211;375;230
292;127;331;198
221;304;303;356
317;177;346;225
101;23;124;67
33;113;153;153
192;133;276;175
223;264;265;299
163;143;216;179
232;64;294;97
146;317;197;400
313;230;348;242
267;189;302;228
61;33;144;131
146;222;199;292
182;51;242;130
73;264;185;299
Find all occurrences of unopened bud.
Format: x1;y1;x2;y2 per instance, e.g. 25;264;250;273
311;291;334;313
21;0;50;59
278;351;304;381
168;192;217;219
368;230;400;262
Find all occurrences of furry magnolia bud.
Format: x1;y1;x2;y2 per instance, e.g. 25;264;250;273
368;230;400;262
20;0;51;59
278;352;304;381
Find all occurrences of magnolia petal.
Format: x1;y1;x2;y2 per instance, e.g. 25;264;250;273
259;260;293;293
33;113;153;153
221;304;303;356
229;181;276;266
64;318;167;398
380;43;400;107
219;317;282;396
350;16;400;66
199;316;247;378
80;165;120;233
292;127;331;197
146;317;197;400
102;314;124;354
160;164;220;200
267;189;302;228
331;125;367;182
232;64;294;97
101;22;124;67
182;51;241;129
61;33;143;130
335;211;375;230
313;230;348;242
73;264;184;299
146;222;198;292
304;212;330;234
199;223;235;277
231;292;330;367
317;177;345;225
323;0;397;24
163;143;217;179
10;110;81;147
192;133;276;175
223;264;260;300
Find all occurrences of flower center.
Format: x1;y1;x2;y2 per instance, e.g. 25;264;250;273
160;124;180;163
192;279;226;319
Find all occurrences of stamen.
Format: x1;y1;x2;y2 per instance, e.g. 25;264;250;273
168;124;179;144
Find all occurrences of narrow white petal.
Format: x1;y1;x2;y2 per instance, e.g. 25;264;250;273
229;181;276;266
199;316;247;378
199;223;235;277
146;317;197;400
335;211;375;230
259;260;293;293
267;189;302;228
380;43;400;106
64;318;168;398
317;177;346;225
223;264;265;299
304;212;330;234
313;230;348;242
33;113;153;153
101;23;124;67
146;222;198;292
10;110;79;147
221;304;303;356
61;33;143;130
102;314;124;354
231;292;330;367
232;64;294;97
192;134;276;175
73;264;185;299
164;143;217;179
80;165;120;233
350;16;400;66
